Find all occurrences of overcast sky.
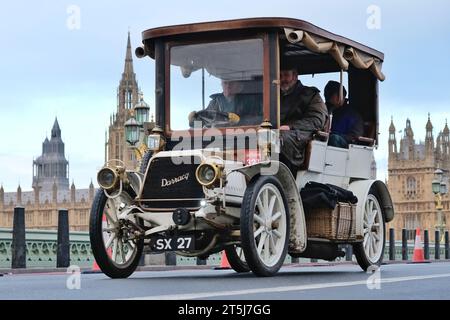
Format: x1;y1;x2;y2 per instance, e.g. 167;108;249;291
0;0;449;191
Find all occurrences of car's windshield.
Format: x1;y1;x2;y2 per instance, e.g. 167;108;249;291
170;38;264;130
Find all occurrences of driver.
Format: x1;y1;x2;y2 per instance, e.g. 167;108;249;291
189;79;262;127
208;79;244;113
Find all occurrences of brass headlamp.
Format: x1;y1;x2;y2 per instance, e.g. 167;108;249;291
195;162;223;188
97;165;126;191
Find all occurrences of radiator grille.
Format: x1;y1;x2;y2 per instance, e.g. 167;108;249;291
140;156;203;210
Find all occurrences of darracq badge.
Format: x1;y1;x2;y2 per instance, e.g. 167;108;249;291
161;173;190;187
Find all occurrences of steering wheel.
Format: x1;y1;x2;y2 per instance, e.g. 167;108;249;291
191;109;240;127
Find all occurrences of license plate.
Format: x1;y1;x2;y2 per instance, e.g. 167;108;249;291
150;235;195;251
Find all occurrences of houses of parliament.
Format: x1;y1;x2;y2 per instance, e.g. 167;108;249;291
387;116;449;240
0;33;151;231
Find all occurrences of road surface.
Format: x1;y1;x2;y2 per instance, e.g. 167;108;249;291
1;262;450;300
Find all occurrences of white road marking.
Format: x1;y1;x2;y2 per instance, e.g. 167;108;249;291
123;273;450;300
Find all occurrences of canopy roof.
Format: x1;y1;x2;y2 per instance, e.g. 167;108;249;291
142;17;385;81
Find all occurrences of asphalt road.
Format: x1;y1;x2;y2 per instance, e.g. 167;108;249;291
1;262;450;300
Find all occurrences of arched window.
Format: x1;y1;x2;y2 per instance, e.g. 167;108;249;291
406;177;416;197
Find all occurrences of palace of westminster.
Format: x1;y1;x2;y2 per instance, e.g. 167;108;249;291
0;33;449;238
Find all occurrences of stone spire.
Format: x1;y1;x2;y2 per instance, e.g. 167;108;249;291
117;32;139;112
51;117;61;138
71;180;76;203
405;119;414;139
389;116;395;133
425;113;434;153
443;120;449;158
89;179;95;200
43;137;50;153
17;184;22;205
400;119;415;160
388;117;397;156
124;31;134;75
426;113;433;131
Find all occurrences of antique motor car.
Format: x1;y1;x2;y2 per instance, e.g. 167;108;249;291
89;18;394;278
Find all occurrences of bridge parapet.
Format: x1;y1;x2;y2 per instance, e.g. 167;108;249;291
0;228;92;268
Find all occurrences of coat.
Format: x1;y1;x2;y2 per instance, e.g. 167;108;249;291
327;101;364;144
279;81;328;171
206;93;263;125
280;81;328;132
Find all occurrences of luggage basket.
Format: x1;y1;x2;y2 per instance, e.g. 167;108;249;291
305;202;356;241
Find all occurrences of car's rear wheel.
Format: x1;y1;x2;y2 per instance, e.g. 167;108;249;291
89;188;144;278
240;176;290;277
353;190;386;271
225;245;250;273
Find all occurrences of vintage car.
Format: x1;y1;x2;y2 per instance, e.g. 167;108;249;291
89;18;394;278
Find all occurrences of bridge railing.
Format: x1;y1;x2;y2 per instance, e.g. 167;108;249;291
1;206;449;269
0;228;92;269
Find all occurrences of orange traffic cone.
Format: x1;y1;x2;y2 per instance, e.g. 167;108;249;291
412;228;425;263
214;251;231;270
92;260;101;271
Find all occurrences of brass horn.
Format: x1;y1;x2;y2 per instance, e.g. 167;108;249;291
135;46;147;59
284;28;304;44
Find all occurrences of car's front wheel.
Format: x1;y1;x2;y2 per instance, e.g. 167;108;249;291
240;176;290;277
89;188;144;278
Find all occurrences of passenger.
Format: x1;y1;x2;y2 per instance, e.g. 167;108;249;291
324;81;363;148
278;66;328;175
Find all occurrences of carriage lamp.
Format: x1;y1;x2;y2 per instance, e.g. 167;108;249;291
196;163;222;188
258;120;274;160
124;117;141;146
147;125;166;152
134;97;150;124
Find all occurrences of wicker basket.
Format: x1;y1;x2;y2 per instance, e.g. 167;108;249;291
305;202;356;241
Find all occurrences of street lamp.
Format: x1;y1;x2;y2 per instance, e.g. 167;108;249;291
441;181;448;196
124;117;141;146
124;94;154;167
134;95;150;125
432;169;448;242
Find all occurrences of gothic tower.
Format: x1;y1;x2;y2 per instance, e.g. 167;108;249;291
443;121;450;169
107;32;142;168
388;117;397;161
388;116;449;242
399;119;415;160
425;113;434;155
32;118;69;191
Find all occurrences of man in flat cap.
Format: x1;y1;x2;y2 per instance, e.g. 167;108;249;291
278;65;328;175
